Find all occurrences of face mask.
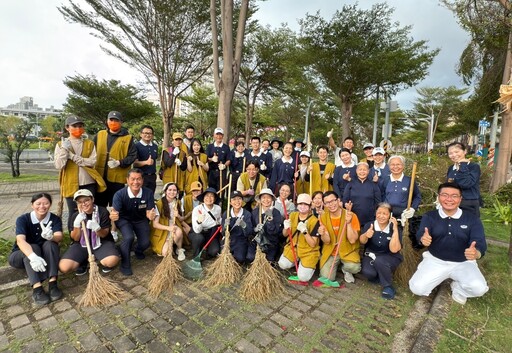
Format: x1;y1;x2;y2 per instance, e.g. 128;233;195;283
297;204;310;213
69;127;85;138
108;120;122;132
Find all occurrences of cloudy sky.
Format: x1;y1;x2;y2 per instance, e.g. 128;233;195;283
0;0;468;110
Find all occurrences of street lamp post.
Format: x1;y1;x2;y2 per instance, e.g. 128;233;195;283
304;97;314;147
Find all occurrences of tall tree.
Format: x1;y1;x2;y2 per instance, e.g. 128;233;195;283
299;3;438;142
210;0;250;140
0;116;35;177
443;0;512;192
237;25;296;142
63;74;158;133
59;0;212;147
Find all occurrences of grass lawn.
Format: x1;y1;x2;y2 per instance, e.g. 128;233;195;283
0;172;57;183
481;207;511;243
435;243;511;353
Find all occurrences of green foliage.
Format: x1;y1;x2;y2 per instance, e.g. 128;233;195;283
0;116;34;177
489;197;512;225
63;74;158;133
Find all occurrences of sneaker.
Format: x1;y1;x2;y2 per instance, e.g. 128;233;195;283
120;266;133;276
134;251;145;260
343;271;355;284
452;291;467;305
49;285;63;301
76;265;88;276
177;248;186;261
32;289;51;305
381;286;396;300
101;266;113;274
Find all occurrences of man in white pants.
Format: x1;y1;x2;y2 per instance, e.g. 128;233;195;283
409;182;488;305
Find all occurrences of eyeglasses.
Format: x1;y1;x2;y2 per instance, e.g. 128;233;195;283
76;198;92;205
141;132;153;135
324;198;338;206
439;193;461;200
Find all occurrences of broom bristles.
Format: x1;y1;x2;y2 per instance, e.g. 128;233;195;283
79;261;126;307
147;251;183;298
239;247;286;302
202;230;243;288
394;222;421;286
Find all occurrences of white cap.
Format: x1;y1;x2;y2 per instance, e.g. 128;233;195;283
299;151;311;158
73;189;93;201
363;142;374;149
296;193;312;205
214;127;224;135
372;147;385;155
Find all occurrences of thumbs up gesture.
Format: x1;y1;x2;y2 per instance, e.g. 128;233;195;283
365;224;374;239
326;128;333;138
372;171;379;183
146;207;156;221
464;241;480;260
420;227;432;246
147;155;154;166
343;172;350;181
109;208;119;222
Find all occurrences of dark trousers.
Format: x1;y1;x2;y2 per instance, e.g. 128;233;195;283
143;174;157;194
188;227;221;258
246;241;278;263
9;241;60;286
117;219;150;270
460;199;480;218
65;183;97;232
230;234;249;264
361;253;403;288
96;181;125;207
208;169;227;197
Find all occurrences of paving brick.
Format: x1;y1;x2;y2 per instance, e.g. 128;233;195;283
6;305;24;318
149;318;173;332
121;315;142;329
260;320;284;337
181;319;204;337
38;316;59;331
198;333;225;352
165;329;189;346
132;325;154;344
279;305;303;320
20;340;41;353
88;311;110;325
58;308;81;323
145;340;170;353
0;334;8;350
108;304;128;317
0;322;3;335
287;299;312;313
10;314;30;329
138;307;158;322
90;345;110;353
33;307;52;321
68;319;89;336
48;329;69;344
131;285;147;296
101;324;124;340
269;312;293;328
110;335;136;352
0;294;17;306
52;300;72;312
151;300;174;314
13;324;36;341
78;332;102;351
168;310;188;325
270;343;295;353
195;312;218;327
170;293;188;306
246;328;273;347
234;338;260;353
283;332;304;347
126;298;145;309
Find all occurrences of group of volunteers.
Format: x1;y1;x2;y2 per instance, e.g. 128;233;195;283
9;111;489;307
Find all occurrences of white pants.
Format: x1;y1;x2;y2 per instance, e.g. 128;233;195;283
278;255;315;282
409;251;488;298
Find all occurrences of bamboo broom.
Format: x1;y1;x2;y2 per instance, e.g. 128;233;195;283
147;203;183;298
78;219;125;307
202;175;243;287
394;161;421;286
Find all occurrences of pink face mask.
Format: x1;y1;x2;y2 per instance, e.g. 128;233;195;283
297;204;310;213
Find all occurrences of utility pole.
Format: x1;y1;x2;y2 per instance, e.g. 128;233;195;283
372;88;379;146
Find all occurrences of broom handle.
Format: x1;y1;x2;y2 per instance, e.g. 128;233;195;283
201;225;222;251
80;220;94;260
327;219;348;278
309;161;313;195
225;174;232;234
293;154;298;203
406;162;418;210
282;198;299;273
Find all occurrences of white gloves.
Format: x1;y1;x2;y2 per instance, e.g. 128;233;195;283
234;217;246;229
283;219;291;230
28;253;47;272
86;219;101;232
196;212;205;224
211;155;219;163
175;158;182;166
297;221;308;234
73;213;87;228
108;159;120;168
71;154;84;165
218;163;226;171
401;208;415;225
246;189;254;196
40;221;53;240
327;128;333;138
172;147;180;156
61;139;72;150
254;223;264;233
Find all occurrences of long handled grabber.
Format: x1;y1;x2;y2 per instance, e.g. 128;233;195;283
148;204;183;298
283;199;308;286
394;161;421;286
313;220;348;288
203;175;243;287
183;225;222;280
78;219;125;307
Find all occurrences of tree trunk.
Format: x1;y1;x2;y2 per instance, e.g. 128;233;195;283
509;224;512;265
244;93;252;143
490;30;512;192
341;100;353;141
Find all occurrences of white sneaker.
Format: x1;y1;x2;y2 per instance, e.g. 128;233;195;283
451;282;467;305
343;271;355;283
177;248;186;261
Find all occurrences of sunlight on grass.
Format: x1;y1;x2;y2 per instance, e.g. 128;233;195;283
0;173;57;183
481;207;511;243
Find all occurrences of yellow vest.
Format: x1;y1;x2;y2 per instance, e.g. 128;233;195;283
319;210;360;268
59;140;106;197
239;172;266;208
95;130;132;183
162;148;187;192
282;212;320;269
310;162;335;193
